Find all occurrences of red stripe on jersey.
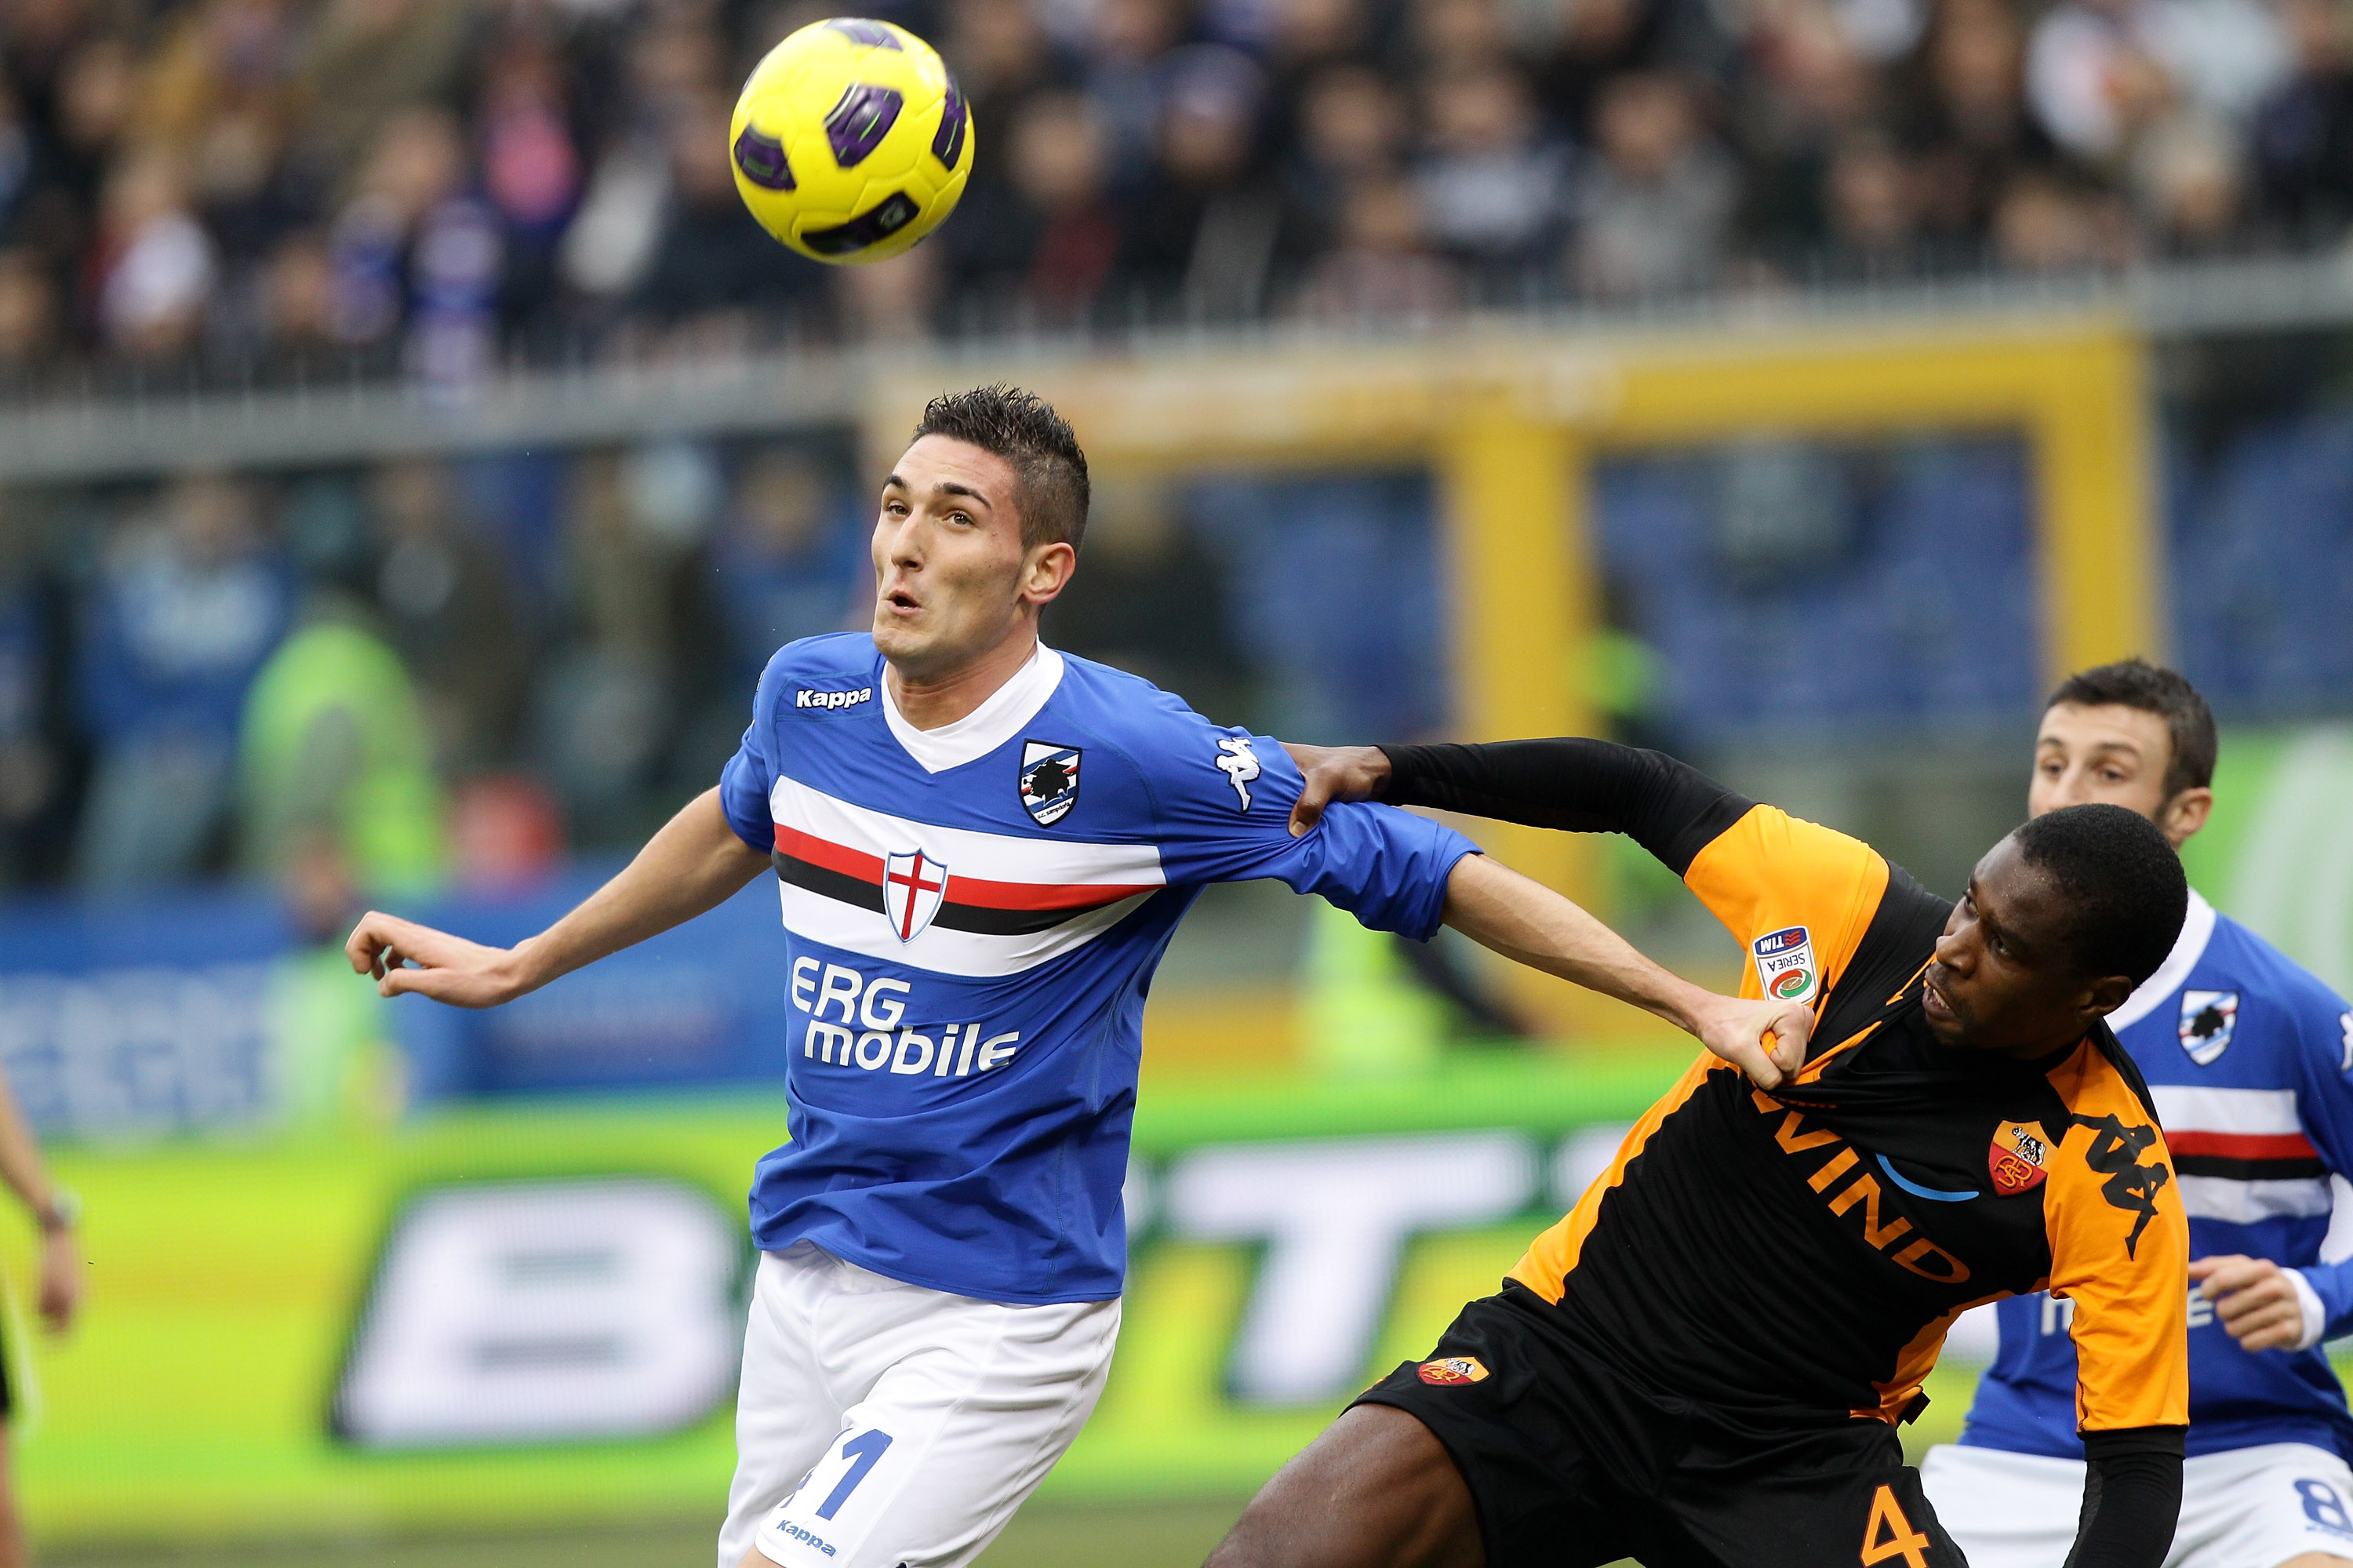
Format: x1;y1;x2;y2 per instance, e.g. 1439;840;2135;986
772;824;1157;911
2164;1130;2321;1162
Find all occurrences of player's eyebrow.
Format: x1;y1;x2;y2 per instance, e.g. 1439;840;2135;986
1971;882;2033;959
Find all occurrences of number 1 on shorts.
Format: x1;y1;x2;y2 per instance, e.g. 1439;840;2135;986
816;1428;894;1521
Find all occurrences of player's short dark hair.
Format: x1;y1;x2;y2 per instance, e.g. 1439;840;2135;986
911;384;1090;552
2012;803;2188;986
2046;658;2217;800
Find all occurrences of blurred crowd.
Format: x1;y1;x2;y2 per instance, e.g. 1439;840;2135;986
0;445;879;906
0;446;1451;905
4;0;2353;389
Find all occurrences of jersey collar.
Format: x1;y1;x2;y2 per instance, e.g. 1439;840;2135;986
878;640;1067;775
2107;887;2216;1032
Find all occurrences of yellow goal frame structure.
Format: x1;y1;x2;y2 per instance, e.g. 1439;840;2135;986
867;315;2157;1027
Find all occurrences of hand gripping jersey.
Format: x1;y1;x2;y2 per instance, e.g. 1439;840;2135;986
1380;740;2191;1440
1962;891;2353;1462
716;635;1477;1306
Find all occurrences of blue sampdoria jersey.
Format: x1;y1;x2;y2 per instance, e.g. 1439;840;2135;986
1960;890;2353;1461
716;635;1478;1306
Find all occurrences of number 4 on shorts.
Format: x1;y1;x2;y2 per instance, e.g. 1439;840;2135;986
1860;1484;1934;1568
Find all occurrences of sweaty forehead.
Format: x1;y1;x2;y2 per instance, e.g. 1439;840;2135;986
1973;836;2073;957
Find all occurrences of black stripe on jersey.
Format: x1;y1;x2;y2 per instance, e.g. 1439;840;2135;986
2171;1153;2329;1182
1377;740;1754;875
770;851;1143;937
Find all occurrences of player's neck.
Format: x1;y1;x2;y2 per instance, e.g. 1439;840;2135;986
885;628;1041;731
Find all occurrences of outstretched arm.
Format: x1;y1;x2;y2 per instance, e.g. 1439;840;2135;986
346;788;771;1008
1441;853;1809;1088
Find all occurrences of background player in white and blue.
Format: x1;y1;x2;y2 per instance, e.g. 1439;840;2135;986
342;386;1809;1568
1924;659;2353;1568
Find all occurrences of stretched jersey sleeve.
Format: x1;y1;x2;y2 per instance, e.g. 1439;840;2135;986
1141;723;1478;940
1382;739;1891;1006
717;649;787;852
2289;980;2353;1336
2043;1046;2191;1433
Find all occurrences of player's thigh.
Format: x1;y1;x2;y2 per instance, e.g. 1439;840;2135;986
720;1248;855;1568
2169;1442;2353;1568
748;1292;1120;1568
1206;1404;1485;1568
1668;1430;1966;1568
1917;1443;2085;1568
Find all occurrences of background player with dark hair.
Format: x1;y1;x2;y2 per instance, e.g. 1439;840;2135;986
1235;740;2198;1568
344;387;1806;1568
1925;660;2353;1568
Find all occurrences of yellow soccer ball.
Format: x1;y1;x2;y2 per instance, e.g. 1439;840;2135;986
729;17;973;265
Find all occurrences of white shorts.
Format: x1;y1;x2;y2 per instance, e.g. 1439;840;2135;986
717;1242;1121;1568
1922;1439;2353;1568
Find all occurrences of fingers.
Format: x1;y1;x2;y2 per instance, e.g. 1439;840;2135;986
2185;1256;2224;1282
1289;774;1334;838
1766;1003;1813;1077
2195;1255;2267;1298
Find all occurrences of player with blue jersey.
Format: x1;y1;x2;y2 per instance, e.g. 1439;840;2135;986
1924;660;2353;1568
344;387;1807;1568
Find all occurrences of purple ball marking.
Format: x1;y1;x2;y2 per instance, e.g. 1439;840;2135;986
802;191;921;256
930;78;968;170
733;125;796;190
824;83;904;169
822;18;904;49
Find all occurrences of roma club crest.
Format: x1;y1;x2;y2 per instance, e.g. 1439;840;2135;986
882;848;948;942
2178;990;2240;1066
1417;1356;1490;1386
1988;1119;2050;1196
1018;740;1082;826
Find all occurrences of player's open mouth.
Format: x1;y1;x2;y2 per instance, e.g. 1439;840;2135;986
1922;972;1954;1021
885;588;921;613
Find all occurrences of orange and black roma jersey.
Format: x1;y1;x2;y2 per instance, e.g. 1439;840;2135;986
1384;739;2190;1440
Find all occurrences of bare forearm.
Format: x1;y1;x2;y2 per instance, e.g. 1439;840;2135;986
514;788;769;992
1438;853;1708;1032
0;1070;60;1224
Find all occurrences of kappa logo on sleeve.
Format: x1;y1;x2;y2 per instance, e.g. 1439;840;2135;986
2068;1113;2171;1257
2177;990;2239;1066
1751;926;1819;1004
1214;737;1260;811
1417;1355;1489;1385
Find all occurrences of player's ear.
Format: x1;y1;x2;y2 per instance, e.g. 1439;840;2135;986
2080;972;2135;1020
2157;785;2212;846
1019;539;1078;606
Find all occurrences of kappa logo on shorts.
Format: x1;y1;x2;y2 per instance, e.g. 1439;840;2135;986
1988;1119;2050;1195
2177;989;2239;1066
1018;740;1082;826
1416;1355;1489;1385
1752;925;1819;1005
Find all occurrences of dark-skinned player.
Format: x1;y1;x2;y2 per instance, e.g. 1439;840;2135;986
1203;738;2195;1568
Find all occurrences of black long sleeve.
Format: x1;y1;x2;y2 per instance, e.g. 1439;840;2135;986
1378;739;1756;877
2064;1426;2185;1568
